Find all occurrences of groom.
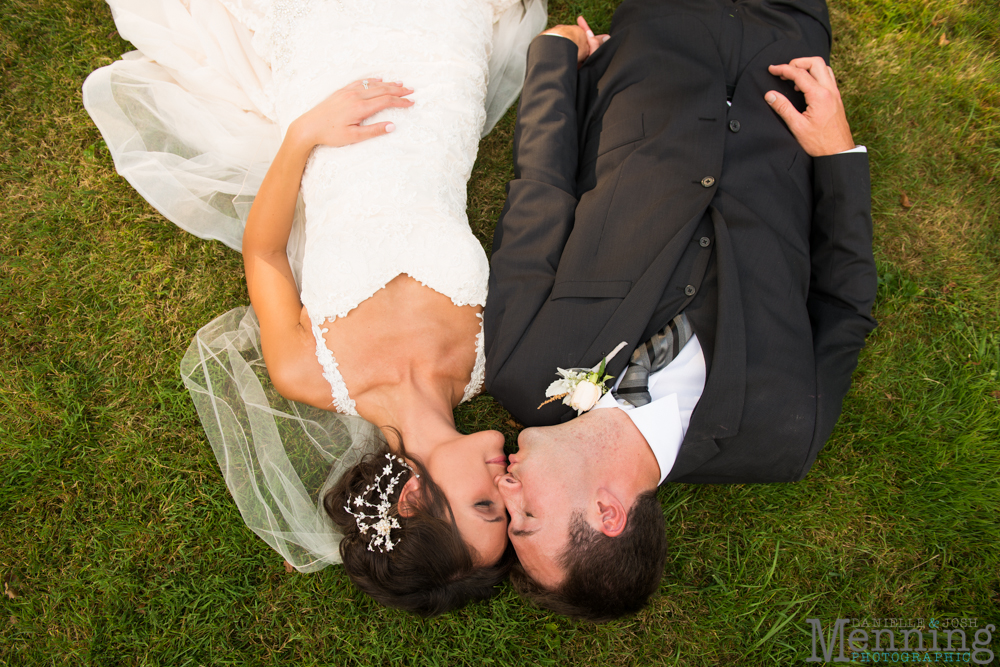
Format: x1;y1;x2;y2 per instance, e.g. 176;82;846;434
484;0;878;621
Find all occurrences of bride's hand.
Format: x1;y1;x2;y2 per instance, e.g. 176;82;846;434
290;78;414;148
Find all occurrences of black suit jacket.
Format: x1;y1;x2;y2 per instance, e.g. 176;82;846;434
484;0;878;483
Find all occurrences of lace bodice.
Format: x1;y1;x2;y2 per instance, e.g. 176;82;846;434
254;0;514;414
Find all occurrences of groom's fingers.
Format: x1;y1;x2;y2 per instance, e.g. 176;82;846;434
765;69;855;157
764;90;804;134
786;56;836;88
767;63;822;96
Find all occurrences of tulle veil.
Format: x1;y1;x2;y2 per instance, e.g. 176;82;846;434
82;0;547;571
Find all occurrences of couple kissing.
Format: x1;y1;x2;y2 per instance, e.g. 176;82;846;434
84;0;875;622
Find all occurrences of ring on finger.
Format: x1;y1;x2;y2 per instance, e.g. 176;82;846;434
362;79;369;90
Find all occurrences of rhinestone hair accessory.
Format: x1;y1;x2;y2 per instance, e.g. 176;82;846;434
343;453;414;553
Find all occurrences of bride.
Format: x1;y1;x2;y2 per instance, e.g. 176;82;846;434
83;0;546;615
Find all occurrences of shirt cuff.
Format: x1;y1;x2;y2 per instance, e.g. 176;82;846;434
838;145;867;154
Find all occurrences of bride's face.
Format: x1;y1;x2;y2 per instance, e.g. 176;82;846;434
422;429;510;565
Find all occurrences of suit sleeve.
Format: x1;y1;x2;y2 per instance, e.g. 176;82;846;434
800;151;878;476
484;35;582;391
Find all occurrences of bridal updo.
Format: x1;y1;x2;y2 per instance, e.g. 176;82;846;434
324;434;514;616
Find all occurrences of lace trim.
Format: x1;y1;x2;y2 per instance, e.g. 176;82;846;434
460;312;486;404
310;320;359;416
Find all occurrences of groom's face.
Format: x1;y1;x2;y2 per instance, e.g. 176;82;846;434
496;419;595;588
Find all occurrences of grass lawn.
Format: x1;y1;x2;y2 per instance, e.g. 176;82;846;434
1;0;998;664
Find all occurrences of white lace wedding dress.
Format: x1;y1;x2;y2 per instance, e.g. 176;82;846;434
83;0;546;571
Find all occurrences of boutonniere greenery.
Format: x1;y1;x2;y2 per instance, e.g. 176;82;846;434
538;341;628;415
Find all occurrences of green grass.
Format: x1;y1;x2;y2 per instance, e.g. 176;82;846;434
2;0;999;664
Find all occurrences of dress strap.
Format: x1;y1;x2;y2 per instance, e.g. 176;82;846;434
310;320;359;416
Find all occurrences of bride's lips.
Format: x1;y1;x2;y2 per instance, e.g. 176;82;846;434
486;455;508;466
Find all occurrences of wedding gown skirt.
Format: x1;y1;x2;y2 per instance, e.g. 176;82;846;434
83;0;546;571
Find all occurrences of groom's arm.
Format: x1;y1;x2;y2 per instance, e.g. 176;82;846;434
765;58;878;477
801;152;877;476
484;34;582;388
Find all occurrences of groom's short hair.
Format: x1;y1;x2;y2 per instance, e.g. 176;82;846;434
509;490;667;622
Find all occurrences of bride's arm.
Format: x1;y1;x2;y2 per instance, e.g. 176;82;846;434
243;79;413;394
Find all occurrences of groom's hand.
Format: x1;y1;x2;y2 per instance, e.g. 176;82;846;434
766;57;856;157
543;16;609;67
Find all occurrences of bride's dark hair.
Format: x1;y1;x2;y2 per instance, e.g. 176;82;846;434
324;431;514;616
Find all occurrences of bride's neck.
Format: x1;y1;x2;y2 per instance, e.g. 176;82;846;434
363;377;460;458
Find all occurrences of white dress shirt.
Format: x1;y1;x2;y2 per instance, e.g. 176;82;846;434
592;335;707;484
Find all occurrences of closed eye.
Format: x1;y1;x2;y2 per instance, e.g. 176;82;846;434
475;500;504;523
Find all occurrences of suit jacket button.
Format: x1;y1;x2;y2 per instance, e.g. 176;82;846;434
701;176;715;188
699;236;711;247
729;119;741;132
684;285;697;296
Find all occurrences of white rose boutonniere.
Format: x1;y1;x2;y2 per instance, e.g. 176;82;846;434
538;341;628;416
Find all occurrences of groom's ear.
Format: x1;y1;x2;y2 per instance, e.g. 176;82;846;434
397;476;422;518
595;489;627;537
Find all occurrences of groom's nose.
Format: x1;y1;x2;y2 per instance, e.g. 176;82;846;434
498;473;519;488
496;473;520;501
